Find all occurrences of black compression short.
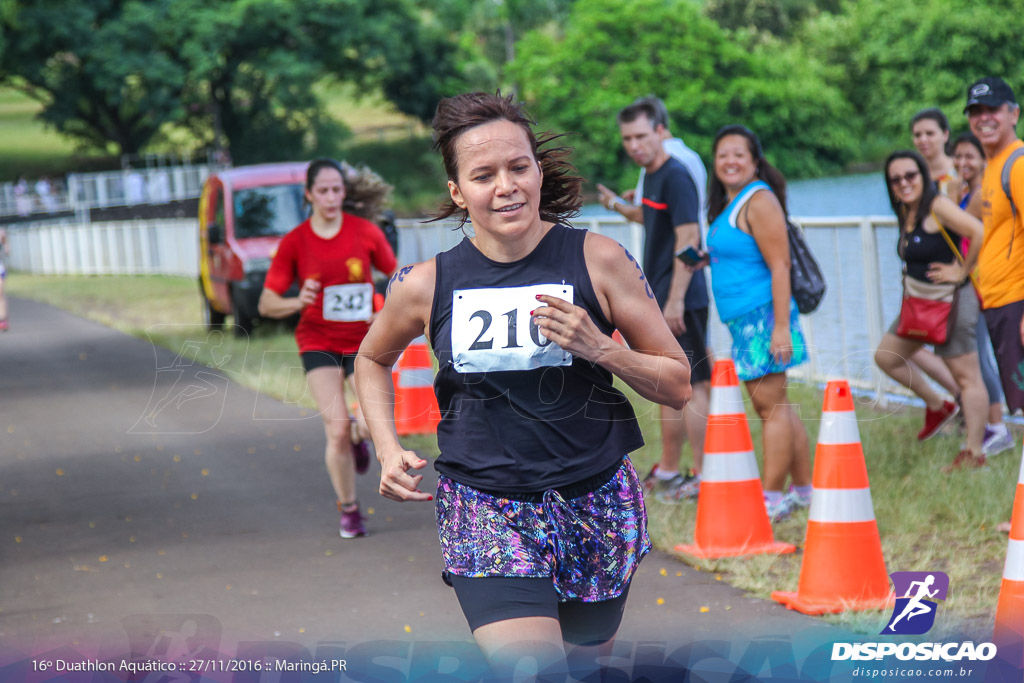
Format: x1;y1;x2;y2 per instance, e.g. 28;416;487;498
445;575;630;646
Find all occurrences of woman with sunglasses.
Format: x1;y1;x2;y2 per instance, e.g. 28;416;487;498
873;150;988;471
704;125;811;522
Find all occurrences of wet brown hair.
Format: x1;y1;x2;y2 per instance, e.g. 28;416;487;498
430;91;582;227
305;157;392;222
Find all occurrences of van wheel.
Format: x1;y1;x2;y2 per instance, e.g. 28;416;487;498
231;289;254;338
200;280;226;331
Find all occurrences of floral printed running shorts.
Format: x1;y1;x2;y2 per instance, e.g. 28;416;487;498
725;299;808;381
435;457;650;603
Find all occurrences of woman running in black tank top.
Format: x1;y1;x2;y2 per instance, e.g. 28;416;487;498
355;92;692;679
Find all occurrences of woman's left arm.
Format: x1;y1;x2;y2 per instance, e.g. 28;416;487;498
931;195;984;276
746;192;794;363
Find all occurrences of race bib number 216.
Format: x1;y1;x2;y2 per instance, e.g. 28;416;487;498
451;284;574;373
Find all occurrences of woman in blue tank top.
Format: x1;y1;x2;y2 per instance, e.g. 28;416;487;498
354;92;692;677
704;124;811;523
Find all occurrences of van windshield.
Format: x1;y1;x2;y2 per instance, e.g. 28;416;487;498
233;184;305;239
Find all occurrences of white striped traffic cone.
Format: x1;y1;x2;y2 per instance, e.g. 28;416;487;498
675;359;796;558
771;380;893;614
993;447;1024;670
394;336;441;435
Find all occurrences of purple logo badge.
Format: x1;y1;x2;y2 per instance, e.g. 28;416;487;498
882;571;949;635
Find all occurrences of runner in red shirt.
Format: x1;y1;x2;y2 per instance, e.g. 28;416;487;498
259;158;397;538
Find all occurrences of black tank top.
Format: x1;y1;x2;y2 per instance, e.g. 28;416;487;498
429;224;645;493
900;219;959;282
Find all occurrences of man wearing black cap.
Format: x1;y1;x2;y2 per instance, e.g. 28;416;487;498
964;76;1024;419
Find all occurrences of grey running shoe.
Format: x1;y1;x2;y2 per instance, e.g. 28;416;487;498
656;473;701;504
787;487;812;509
765;493;799;522
982;426;1016;457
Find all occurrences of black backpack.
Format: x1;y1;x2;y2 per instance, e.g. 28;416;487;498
786;219;827;314
736;189;827;315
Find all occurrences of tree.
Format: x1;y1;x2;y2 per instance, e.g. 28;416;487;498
509;0;857;188
705;0;842;39
425;0;574;91
802;0;1024;156
0;1;190;155
0;0;461;161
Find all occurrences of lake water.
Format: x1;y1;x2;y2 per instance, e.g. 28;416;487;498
580;172;895;219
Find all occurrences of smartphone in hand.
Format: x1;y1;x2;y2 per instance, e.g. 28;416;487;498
675;245;706;266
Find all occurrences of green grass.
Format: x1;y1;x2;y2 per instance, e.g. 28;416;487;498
342;135;448;217
7;272;1020;638
318;81;426;135
638;384;1018;639
0;88;116;180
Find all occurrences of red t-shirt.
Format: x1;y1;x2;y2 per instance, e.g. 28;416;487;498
264;215;397;354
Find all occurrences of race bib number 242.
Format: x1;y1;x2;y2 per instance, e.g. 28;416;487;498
451;284;574;373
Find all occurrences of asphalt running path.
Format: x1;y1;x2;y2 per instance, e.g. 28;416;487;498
0;297;822;677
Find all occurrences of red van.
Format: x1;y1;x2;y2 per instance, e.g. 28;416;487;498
198;163;306;335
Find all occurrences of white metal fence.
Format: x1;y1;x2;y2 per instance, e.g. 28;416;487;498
7;218;199;277
7;214;902;394
1;165;214;218
66;165;211;210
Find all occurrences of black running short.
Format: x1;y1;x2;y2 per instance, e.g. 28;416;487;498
301;350;357;376
676;307;712;384
445;575;630;646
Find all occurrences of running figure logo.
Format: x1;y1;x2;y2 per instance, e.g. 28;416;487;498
882;571;949;635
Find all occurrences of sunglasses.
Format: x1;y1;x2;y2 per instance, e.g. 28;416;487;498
888;170;920;186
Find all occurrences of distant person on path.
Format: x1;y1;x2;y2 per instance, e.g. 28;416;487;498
355;91;691;679
944;132;1016;456
597;99;712;503
13;175;31;217
704;125;811;521
0;226;8;331
963;76;1024;461
147;172;171;204
259;158;397;538
34;176;57;213
873;150;987;472
125;166;146;205
906;108;966;439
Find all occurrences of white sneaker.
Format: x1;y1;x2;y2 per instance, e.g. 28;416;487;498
765;493;798;522
982;426;1016;457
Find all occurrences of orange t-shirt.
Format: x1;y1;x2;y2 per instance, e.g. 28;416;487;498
977;139;1024;309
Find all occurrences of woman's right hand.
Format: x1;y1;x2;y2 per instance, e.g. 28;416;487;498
298;278;321;308
378;446;433;503
770;325;793;364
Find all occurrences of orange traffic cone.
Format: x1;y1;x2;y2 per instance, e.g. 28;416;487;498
394;336;441;436
771;380;894;615
993;450;1024;666
675;359;796;558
